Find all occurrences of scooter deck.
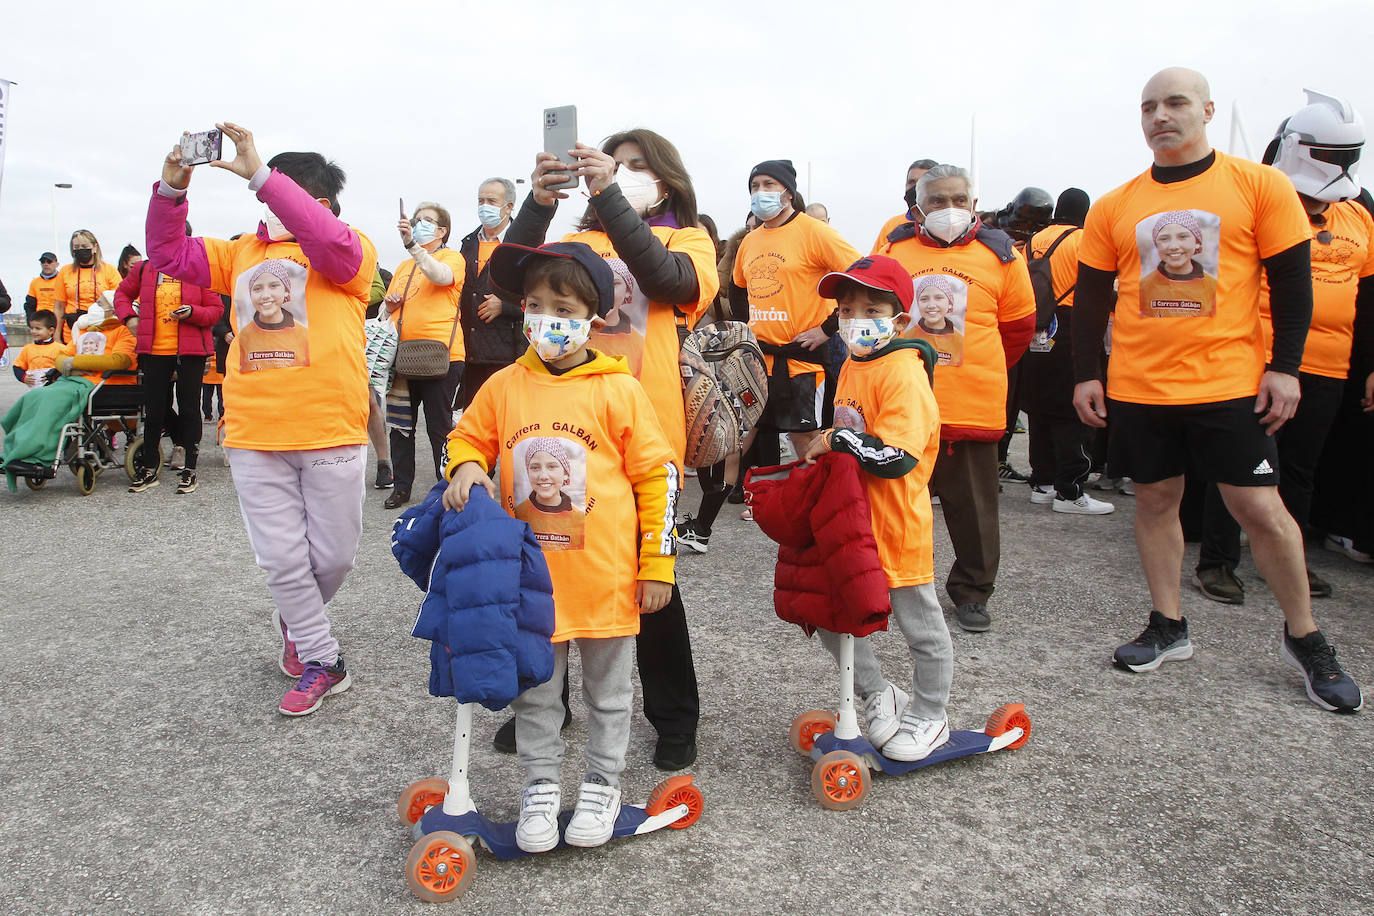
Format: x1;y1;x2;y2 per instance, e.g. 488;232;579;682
811;727;1011;776
416;803;677;861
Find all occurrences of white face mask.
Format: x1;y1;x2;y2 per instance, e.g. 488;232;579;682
750;190;785;221
261;206;292;241
524;313;593;362
477;204;505;229
838;317;899;357
921;206;974;243
615;166;663;216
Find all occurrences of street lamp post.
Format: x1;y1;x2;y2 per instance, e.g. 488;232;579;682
51;182;72;254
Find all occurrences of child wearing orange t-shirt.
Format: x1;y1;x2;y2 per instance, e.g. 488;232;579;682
802;256;951;762
11;311;63;387
442;242;678;855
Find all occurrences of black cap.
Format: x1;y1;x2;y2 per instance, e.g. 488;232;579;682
40;252;58;263
487;242;615;318
748;159;798;197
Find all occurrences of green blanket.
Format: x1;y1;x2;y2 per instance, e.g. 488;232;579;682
1;377;95;491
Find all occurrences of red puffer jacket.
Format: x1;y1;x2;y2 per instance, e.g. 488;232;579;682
112;260;222;356
744;453;891;637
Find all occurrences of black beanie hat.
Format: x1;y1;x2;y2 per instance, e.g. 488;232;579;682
1054;188;1091;227
749;160;798;197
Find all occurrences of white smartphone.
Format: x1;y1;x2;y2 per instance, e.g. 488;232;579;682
542;106;579;191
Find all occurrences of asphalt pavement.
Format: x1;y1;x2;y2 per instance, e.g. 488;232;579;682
1;376;1371;915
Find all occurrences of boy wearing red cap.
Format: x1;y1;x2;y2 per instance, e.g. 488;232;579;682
442;242;679;853
801;255;953;761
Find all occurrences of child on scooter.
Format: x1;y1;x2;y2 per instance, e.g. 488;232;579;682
442;241;678;852
802;255;953;762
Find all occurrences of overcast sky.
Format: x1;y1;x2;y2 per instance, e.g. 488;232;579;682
1;0;1371;310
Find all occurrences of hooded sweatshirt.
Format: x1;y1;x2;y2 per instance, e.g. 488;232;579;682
443;347;679;642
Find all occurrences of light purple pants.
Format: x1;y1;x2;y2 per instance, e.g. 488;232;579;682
226;445;366;666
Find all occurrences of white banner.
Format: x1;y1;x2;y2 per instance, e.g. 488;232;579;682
0;79;9;205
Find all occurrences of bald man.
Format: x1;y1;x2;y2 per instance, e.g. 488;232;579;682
1070;67;1362;712
805;202;830;223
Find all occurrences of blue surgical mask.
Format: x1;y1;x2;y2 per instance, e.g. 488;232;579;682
750;190;785;221
411;219;438;246
477;204;505;229
838;317;899;357
524;313;593;362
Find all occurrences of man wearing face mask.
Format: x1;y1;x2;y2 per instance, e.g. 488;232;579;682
381;202;466;510
874;164;1036;633
457;177;525;409
25;253;62;320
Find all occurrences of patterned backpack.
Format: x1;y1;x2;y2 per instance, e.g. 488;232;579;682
680;321;769;468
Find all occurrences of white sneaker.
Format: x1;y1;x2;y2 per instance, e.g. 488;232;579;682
861;683;909;749
882;712;950;762
564;775;621;848
1053;494;1115;515
515;781;561;853
1029;485;1054;505
169;445;186;470
1325;535;1373;564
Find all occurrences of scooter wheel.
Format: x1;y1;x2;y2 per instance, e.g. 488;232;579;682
812;750;868;811
789;709;837;755
397;778;449;826
984;703;1032;750
646;775;704;829
406;831;475;902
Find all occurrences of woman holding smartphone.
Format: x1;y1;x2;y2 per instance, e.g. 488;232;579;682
500;128;719;771
113;222;223;495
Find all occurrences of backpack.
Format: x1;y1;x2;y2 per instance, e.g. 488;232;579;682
680;320;769;468
1027;227;1078;331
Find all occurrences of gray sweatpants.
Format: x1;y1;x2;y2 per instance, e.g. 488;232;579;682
817;583;952;720
513;636;634;788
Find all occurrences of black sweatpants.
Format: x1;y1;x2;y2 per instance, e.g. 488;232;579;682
391;360;464;492
1027;413;1094;500
140;354;206;471
636;584;700;737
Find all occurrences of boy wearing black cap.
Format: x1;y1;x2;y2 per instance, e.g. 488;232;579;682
802;255;953;762
442;241;680;853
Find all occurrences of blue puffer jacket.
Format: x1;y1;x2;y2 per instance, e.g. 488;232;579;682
392;481;556;710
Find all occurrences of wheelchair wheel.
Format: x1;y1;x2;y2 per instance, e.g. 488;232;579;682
75;461;96;496
125;436;162;481
25;476;46;491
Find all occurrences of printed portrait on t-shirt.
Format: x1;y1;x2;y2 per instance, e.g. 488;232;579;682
834;402;866;433
905;274;967;367
1135;209;1220;318
590;257;649;377
233;259;311;371
76;331;106;355
512;435;588;552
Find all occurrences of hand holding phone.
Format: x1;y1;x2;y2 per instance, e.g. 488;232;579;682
179;129;223;167
172;305;193;319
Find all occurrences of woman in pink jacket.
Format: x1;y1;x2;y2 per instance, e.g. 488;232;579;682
114;220;223;495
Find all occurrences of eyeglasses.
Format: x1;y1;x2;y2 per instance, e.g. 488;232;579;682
1307;145;1362;168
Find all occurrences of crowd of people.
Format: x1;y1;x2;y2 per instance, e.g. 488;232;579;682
1;66;1370;852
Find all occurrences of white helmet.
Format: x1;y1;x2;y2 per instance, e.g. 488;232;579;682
1265;89;1364;202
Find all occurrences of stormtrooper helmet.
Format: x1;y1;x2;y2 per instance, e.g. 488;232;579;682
1265;89;1364;202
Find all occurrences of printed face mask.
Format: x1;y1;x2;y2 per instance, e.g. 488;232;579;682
524;312;592;362
477;204;505;228
261;206;292;242
838;317;899;357
921;207;974;243
411;219;438;246
750;190;785;221
615;166;663;216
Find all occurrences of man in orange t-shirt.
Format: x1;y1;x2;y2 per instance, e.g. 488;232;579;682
1071;68;1361;712
874;163;1035;634
25;253;62;319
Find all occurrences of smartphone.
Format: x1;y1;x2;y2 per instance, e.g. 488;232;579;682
179;128;223;166
399;197;406;219
542;106;579;191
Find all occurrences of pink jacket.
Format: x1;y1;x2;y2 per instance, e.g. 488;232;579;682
112;261;221;356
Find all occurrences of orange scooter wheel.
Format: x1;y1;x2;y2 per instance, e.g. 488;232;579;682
397;778;449;826
811;750;869;811
984;703;1032;750
789;709;837;755
406;831;475;902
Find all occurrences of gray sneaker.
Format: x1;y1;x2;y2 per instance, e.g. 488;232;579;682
954;602;991;632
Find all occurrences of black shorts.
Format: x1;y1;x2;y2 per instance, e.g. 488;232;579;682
761;369;823;433
1107;397;1279;486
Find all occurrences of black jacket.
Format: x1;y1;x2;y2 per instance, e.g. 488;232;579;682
457;226;524;366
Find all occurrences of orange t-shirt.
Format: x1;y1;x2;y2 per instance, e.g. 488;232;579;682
150;274;185;355
63;321;138;384
1028;224;1083;307
560;225;718;463
53;263;121;343
443;349;678;642
27;273;61;313
14;340;66;386
833;345;941;587
1260;199;1374;380
204;360;224;385
386;247;466;360
476;238;500;276
733;213;861;378
876;233;1035;433
1078;151;1311;405
871;213;907;255
207;231;378;450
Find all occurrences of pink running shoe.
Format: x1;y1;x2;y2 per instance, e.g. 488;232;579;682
279;659;351;717
272;609;304;678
